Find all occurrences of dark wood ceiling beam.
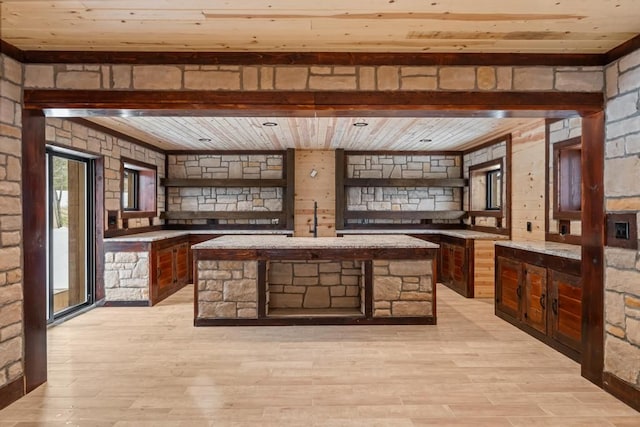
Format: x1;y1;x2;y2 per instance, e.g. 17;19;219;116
23;90;603;118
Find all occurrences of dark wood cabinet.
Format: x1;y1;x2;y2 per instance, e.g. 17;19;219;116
496;256;521;319
150;237;190;305
438;237;471;297
495;245;582;362
549;269;582;352
523;263;547;334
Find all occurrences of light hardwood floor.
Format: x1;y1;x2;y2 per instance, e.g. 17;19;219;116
1;285;638;426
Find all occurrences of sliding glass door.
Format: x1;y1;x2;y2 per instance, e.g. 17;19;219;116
46;149;95;322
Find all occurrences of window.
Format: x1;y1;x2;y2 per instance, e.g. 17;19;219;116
122;168;139;210
469;158;503;216
120;158;157;219
486;169;502;210
553;138;582;220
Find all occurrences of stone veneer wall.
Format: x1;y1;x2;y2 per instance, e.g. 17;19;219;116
46;119;166;230
103;252;149;301
373;260;433;317
547;118;583;237
0;53;24;390
346;154;461;225
23;64;603;93
167;154;283;225
603;47;640;390
197;260;258;319
463;140;508;229
268;260;362;310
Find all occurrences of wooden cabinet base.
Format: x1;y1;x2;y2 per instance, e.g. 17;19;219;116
495;245;582;363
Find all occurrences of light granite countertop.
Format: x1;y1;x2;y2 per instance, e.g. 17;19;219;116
338;229;509;240
104;229;293;243
192;234;439;250
496;241;581;260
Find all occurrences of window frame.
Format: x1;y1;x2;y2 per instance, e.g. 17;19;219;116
485;168;502;211
122;167;140;211
120;157;157;219
552;137;582;221
468;158;504;218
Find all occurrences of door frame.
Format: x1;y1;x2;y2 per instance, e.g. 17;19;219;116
21;89;605;392
45;147;96;322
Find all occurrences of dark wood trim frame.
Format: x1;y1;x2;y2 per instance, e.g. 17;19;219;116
67;118;165;155
100;300;150;307
166;149;287;156
603;372;640;412
606;212;638;250
161;178;287;187
464;134;512;238
21;88;605;404
22;109;48;393
0;41;611;67
0;376;24;410
552;137;582;221
23;90;604;116
284;148;295;231
581;111;605;387
120;156;158;221
468;157;504;215
4;36;639;66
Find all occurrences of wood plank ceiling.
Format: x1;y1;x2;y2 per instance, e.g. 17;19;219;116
87;116;532;151
5;1;635;152
2;0;639;53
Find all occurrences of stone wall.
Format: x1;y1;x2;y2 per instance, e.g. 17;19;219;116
463;140;508;229
23;64;603;93
373;260;433;317
547;118;583;237
103;252;149;301
46;119;166;230
346;154;462;225
268;260;362;310
197;260;258;319
0;53;24;390
167;153;283;225
603;47;640;390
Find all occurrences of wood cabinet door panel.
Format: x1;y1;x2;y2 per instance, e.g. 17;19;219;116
440;243;452;284
451;245;467;293
156;248;175;292
496;257;521;320
523;264;547;334
175;243;189;284
550;270;582;352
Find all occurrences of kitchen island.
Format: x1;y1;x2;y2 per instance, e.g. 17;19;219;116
192;235;438;326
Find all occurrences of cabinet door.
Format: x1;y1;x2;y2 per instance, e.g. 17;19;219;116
174;243;189;285
156;247;175;293
440;242;452;284
496;257;522;320
523;264;547;334
549;270;582;352
450;244;467;294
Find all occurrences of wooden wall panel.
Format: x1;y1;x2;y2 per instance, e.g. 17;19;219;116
473;240;497;298
294;150;336;237
510;120;547;242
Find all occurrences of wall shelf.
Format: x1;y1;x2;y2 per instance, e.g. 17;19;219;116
161;178;287;187
160;210;285;221
344;178;467;188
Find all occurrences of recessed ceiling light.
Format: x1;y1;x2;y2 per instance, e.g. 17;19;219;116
419;138;432;143
198;138;212;143
262;122;278;127
353;122;368;127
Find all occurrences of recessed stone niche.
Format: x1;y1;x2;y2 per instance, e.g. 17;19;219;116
267;260;364;316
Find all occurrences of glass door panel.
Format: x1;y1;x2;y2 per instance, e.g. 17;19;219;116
47;151;93;321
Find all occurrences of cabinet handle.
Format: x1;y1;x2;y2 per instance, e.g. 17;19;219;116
516;286;522;299
539;293;546;310
552;298;558;315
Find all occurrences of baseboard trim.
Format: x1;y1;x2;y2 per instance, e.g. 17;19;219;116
603;372;640;412
101;300;150;307
0;376;24;410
